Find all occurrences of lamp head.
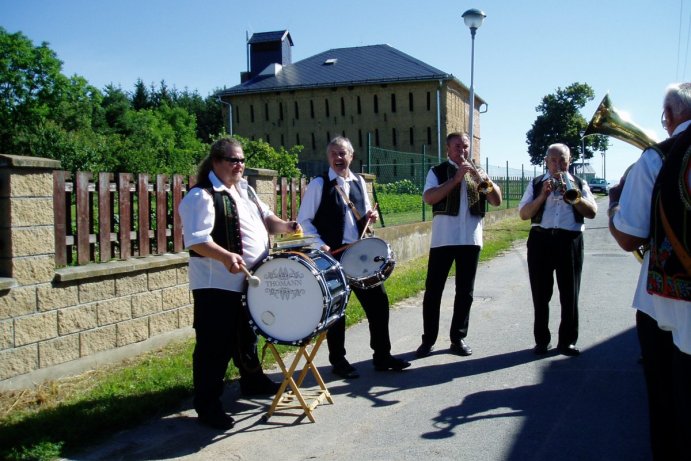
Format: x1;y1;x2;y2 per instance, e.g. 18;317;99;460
462;8;486;31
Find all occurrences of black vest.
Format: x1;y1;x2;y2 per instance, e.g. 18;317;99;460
312;173;368;250
430;162;486;217
188;176;243;257
647;126;691;301
530;174;585;224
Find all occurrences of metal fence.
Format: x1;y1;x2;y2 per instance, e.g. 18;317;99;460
363;145;541;226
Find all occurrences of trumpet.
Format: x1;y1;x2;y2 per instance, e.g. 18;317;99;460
464;159;494;194
549;171;581;205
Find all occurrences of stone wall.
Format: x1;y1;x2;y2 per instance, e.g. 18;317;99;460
0;156;280;389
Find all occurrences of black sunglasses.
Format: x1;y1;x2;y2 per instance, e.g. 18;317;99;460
220;156;245;164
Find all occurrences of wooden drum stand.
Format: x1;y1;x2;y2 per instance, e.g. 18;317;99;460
262;331;332;423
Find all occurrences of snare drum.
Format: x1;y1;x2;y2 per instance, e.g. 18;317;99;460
339;237;396;290
243;249;350;345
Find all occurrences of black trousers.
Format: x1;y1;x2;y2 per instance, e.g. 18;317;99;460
637;310;691;461
326;283;392;365
421;245;480;346
192;289;262;414
526;227;583;348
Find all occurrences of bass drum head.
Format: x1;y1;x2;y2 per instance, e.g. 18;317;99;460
246;255;325;344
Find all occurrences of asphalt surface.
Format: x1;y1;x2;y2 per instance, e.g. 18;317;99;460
71;199;650;461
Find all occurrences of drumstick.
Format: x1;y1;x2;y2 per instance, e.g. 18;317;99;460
240;265;261;287
330;243;353;256
359;202;378;240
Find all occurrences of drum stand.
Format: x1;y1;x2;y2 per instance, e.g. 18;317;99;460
262;332;333;423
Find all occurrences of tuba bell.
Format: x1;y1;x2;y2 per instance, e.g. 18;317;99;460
583;94;659;262
584;94;658;150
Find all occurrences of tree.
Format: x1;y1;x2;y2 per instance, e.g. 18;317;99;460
232;135;302;178
526;82;608;166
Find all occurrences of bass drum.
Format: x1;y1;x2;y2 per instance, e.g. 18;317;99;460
243;249;350;345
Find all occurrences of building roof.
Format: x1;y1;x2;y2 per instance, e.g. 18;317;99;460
247;30;293;46
219;44;457;96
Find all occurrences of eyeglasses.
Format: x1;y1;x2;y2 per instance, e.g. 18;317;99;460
661;111;668;130
220;156;245;164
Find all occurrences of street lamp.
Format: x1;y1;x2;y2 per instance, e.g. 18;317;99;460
462;8;486;163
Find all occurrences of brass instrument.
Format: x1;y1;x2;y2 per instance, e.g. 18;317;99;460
583;94;659;262
465;159;494;194
549;171;581;205
584;94;658;149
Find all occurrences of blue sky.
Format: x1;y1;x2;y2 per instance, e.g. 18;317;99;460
2;0;689;181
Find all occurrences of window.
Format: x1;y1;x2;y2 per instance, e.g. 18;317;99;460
311;133;316;149
326;131;331;144
427;127;432;145
375;129;380;146
357;96;362;114
358;129;363;147
373;95;379;114
296;133;300;145
264;103;269;121
392;128;397;146
294;101;299;119
281;134;284;146
310;100;315;118
279;102;284;121
409;127;414;145
340;97;345;116
409;92;414;111
266;134;270;143
325;99;330;117
427;92;431;111
391;94;396;113
250;105;255;122
235;106;240;124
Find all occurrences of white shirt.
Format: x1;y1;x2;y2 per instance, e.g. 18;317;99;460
424;160;483;248
178;171;272;292
613;119;691;354
518;172;597;232
297;168;372;248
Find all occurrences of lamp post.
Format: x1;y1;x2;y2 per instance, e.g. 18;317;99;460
462;8;486;163
580;129;586;177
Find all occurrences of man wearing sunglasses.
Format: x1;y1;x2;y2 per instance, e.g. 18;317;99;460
179;136;301;431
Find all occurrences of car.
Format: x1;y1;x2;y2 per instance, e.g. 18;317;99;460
588;177;609;195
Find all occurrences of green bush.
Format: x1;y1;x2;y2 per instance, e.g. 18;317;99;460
374;179;421;195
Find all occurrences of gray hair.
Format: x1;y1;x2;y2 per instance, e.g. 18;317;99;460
546;143;570;160
326;136;354;156
663;82;691;119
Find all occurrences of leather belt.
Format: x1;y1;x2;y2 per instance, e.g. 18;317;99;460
530;226;581;237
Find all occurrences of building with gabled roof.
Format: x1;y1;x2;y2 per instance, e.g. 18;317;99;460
218;30;485;177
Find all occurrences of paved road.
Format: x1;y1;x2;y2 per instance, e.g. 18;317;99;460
72;199;650;461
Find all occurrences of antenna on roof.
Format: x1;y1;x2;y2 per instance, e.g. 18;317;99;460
245;31;250;73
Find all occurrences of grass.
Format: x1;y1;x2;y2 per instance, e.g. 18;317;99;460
0;213;531;461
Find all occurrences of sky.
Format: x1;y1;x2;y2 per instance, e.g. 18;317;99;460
2;0;690;182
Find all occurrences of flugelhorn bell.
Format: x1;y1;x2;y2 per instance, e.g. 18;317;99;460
583;94;658;149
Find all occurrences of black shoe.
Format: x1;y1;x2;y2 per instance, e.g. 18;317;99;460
240;373;281;397
558;345;581;357
449;340;472;356
416;343;434;358
197;409;235;431
533;343;551;355
374;355;411;372
332;359;360;379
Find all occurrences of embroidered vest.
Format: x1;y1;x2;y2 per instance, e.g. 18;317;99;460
188;176;243;257
530;174;585;224
430;162;486;217
312;173;368;250
647;127;691;301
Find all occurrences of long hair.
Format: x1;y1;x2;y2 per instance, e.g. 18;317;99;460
197;137;243;179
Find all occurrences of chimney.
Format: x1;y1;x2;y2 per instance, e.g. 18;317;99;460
242;30;293;82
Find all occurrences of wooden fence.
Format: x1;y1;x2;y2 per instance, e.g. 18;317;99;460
52;171;307;267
